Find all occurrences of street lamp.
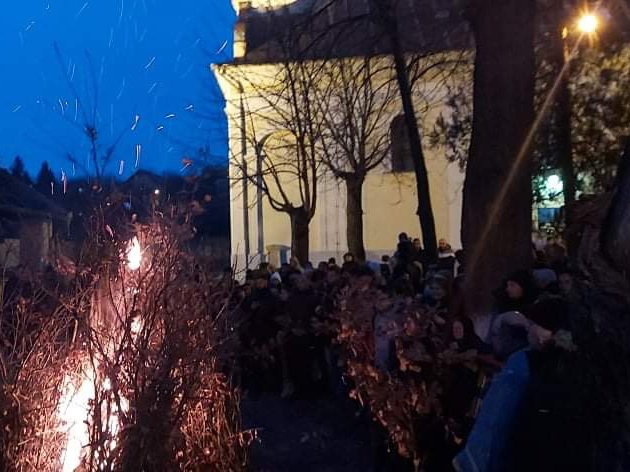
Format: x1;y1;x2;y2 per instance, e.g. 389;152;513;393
555;8;603;209
577;12;599;35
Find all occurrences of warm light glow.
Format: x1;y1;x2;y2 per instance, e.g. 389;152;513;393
130;316;142;335
577;13;599;34
58;370;95;472
127;237;142;271
58;369;129;472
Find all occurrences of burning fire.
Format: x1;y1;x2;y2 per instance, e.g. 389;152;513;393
127;236;142;271
58;367;129;472
58;368;95;472
57;236;143;471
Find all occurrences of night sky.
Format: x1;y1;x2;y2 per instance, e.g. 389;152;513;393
0;1;235;179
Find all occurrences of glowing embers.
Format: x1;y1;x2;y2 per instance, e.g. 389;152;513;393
58;368;95;472
57;365;129;472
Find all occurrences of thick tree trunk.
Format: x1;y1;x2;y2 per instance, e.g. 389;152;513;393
289;208;310;265
602;138;630;276
463;0;536;316
345;174;366;262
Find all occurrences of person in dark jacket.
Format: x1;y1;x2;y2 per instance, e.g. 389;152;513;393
455;298;590;472
493;269;538;315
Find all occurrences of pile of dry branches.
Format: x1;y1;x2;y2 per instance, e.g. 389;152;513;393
333;280;474;470
0;219;249;471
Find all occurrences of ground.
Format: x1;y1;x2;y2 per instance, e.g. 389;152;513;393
242;394;373;471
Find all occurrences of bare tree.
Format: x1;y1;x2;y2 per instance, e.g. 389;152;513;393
369;0;439;262
312;56;398;261
220;48;324;264
313;48;465;261
53;43;130;182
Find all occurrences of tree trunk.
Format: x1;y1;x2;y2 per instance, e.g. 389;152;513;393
289;208;310;265
372;0;438;263
346;174;366;262
463;0;536;316
602;138;630;276
392;52;438;264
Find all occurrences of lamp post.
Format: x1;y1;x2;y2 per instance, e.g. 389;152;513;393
556;7;601;210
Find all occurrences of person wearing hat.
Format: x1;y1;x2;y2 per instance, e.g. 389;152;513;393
493;269;538;315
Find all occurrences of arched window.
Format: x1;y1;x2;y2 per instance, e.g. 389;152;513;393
390;114;414;173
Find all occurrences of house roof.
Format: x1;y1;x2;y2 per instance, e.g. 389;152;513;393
232;0;470;65
0;170;67;222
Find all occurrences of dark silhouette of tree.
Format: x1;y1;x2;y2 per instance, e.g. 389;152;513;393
370;0;439;262
463;0;536;315
10;156;32;185
35;161;57;196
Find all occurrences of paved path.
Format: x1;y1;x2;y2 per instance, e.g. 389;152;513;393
242;395;373;472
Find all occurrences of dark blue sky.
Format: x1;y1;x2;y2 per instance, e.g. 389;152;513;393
0;1;234;179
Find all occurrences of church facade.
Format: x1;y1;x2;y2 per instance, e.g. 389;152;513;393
215;0;470;272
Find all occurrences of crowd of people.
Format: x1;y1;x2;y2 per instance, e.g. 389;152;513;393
232;231;587;470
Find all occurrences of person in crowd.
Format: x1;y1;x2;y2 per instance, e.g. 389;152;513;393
488;270;538;359
238;270;284;394
532;267;560;297
546;241;569;273
454;297;589;472
454;249;465;275
380;255;392;281
442;316;488;443
412;237;423;254
489;310;531;361
394;233;413;264
411;238;425;263
393;239;422;293
260;261;282;287
557;267;582;304
533;249;549;269
342;252;359;274
437;238;456;276
422;275;451;314
280;273;322;397
290;256;303;273
493;269;538;314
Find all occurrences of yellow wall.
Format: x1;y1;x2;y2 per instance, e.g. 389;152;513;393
215;53;468;270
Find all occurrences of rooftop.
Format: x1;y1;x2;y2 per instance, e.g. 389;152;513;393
0;169;67;222
231;0;471;64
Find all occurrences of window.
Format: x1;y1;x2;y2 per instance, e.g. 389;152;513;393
390;114;414;173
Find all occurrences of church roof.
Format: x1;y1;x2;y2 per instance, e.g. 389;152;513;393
233;0;471;64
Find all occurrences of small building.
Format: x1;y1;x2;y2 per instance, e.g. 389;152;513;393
0;170;67;271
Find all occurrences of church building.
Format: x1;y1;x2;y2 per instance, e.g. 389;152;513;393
215;0;470;272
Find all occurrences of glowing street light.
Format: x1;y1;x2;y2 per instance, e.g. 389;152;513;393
577;13;599;34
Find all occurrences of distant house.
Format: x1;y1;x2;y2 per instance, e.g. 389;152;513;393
0;169;68;271
120;169;232;268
